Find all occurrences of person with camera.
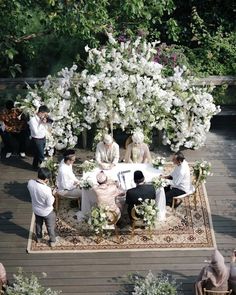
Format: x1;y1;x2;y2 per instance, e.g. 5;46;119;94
28;105;51;170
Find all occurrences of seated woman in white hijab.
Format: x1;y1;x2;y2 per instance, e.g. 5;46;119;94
56;149;82;199
195;249;229;295
229;250;236;293
124;130;152;163
95;134;119;170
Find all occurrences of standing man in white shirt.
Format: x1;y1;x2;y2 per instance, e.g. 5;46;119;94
28;105;50;169
56;149;81;199
27;167;57;247
95;134;119;170
163;152;191;207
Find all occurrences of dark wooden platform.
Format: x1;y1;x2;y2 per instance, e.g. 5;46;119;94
1;125;236;295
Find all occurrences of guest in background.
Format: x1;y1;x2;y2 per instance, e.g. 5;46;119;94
229;250;236;294
162;152;191;208
27;167;57;248
28;105;50;169
124;130;152;163
56;149;82;200
0;262;7;292
126;170;156;220
95;134;119;170
195;249;229;295
93;171;125;219
0;100;28;158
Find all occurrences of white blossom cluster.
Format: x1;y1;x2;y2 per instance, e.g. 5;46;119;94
74;34;220;151
17;34;220;153
17;66;81;155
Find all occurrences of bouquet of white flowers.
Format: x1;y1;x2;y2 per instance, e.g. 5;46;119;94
40;157;59;185
80;159;97;173
134;199;158;230
152;176;168;190
88;206;109;236
79;177;94;190
152;156;166;169
193;160;212;183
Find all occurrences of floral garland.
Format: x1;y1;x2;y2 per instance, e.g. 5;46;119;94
88;206;109;235
193;160;212;183
16;34;220;153
152;176;169;190
135;199;158;229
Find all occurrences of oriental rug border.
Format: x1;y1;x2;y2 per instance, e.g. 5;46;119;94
27;181;216;253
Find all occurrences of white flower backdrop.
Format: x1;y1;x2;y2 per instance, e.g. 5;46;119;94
17;34;220;154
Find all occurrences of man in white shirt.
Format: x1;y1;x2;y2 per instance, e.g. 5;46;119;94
95;134;119;170
56;149;81;199
163;152;191;207
28;105;50;169
27;167;57;247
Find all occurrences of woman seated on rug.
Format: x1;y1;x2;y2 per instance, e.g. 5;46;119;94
195;249;229;295
95;134;119;170
93;171;125;219
124;130;152;164
229;250;236;293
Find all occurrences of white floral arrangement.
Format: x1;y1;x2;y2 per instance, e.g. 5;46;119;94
88;206;109;235
40;157;59;184
135;199;158;229
79;177;94;190
152;176;168;190
152;156;166;169
193;160;212;183
16;34;220;153
130;271;180;295
80;159;97;173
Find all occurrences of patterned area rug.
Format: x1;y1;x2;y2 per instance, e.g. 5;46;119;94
27;172;216;253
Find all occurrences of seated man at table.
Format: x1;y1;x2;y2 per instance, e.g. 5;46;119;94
93;171;125;219
56;149;82;200
95;134;119;170
126;170;156;221
124;130;152;164
162;152;191;208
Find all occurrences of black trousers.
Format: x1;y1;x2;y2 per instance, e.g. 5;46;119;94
164;185;185;206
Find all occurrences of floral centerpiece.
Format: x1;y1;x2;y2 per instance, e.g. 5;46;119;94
80;159;97;173
40;157;59;185
88;206;109;236
129;271;180;295
152;156;166;169
193;160;212;183
152;176;168;190
79;177;94;190
134;199;158;231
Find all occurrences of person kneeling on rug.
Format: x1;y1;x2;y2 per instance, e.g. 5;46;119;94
27;167;57;248
162;152;191;208
56;149;82;206
93;171;125;220
126;170;156;222
195;249;229;295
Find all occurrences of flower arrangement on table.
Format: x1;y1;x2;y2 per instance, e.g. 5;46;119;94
152;156;166;169
79;177;94;190
193;160;212;183
40;157;59;185
129;271;179;295
134;199;158;230
152;176;169;190
80;159;97;173
88;206;109;236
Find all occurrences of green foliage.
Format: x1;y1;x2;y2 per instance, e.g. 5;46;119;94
5;268;61;295
129;271;180;295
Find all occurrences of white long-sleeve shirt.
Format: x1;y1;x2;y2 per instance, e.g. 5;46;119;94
95;141;119;165
28;115;47;138
56;160;78;191
170;159;191;193
27;179;54;217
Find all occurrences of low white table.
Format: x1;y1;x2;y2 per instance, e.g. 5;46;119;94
76;163;166;221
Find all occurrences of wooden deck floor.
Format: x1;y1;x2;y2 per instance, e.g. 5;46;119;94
0;125;236;295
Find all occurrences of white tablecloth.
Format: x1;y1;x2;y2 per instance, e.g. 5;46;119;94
76;163;166;221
